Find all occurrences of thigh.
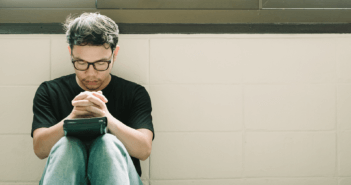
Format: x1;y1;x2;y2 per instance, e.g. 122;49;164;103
87;134;143;185
40;136;89;185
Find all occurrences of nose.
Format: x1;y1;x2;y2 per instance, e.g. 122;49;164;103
85;63;97;75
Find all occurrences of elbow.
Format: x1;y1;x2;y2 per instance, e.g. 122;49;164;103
140;144;152;161
33;138;48;160
35;150;48;160
140;154;150;161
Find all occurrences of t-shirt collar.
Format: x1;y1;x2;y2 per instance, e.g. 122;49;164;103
70;73;114;96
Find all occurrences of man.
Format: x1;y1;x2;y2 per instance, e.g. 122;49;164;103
31;12;154;185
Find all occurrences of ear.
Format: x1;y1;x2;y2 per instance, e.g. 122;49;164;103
110;45;120;69
113;45;120;61
68;45;71;55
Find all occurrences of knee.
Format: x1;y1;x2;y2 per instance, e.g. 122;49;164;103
53;136;84;150
50;136;87;160
90;134;127;156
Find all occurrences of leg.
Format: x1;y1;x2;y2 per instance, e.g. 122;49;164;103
87;133;143;185
39;136;89;185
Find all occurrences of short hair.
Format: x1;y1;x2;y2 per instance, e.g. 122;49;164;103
62;12;119;53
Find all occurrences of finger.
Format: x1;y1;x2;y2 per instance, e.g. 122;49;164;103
85;105;105;116
73;92;89;101
75;106;90;111
72;109;92;116
87;94;107;107
97;91;103;94
72;100;94;107
75;105;100;111
91;92;108;103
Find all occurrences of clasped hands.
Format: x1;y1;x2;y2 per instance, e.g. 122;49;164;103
68;91;111;119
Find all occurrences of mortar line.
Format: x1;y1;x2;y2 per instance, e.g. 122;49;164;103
335;84;339;178
148;38;151;86
148;38;151;182
335;52;339;179
49;37;52;80
155;130;337;133
149;176;340;181
242;83;246;179
0;133;30;135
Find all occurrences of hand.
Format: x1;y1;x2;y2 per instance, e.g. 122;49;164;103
68;91;110;119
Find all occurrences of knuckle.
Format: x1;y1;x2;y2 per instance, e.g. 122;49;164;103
87;95;93;100
87;106;93;112
72;110;80;115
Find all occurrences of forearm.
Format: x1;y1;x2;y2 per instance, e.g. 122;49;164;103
33;120;65;159
107;115;151;161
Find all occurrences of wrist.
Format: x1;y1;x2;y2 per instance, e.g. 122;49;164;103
106;113;114;126
106;114;121;134
66;114;73;120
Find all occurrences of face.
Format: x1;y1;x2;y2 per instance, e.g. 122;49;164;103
68;44;119;91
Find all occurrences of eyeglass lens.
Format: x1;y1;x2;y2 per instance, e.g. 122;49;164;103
74;61;109;71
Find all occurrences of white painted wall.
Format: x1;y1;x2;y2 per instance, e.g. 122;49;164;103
0;34;351;185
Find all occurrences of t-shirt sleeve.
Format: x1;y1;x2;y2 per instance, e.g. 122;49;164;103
31;83;58;138
128;86;155;140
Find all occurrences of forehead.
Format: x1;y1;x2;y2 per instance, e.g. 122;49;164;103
72;44;112;58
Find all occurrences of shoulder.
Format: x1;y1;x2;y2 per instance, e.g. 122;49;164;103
111;74;147;93
35;74;75;96
110;75;150;104
49;73;75;86
39;74;74;89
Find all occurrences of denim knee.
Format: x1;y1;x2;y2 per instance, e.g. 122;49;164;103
89;133;128;156
87;134;131;184
49;136;88;162
40;136;89;185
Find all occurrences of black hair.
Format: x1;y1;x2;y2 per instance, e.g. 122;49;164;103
63;12;119;53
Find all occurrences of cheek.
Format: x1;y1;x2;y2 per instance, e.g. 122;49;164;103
98;72;110;81
76;72;86;79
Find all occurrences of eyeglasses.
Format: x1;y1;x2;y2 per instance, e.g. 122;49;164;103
71;52;113;71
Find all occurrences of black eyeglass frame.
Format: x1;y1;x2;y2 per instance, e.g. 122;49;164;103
71;51;114;71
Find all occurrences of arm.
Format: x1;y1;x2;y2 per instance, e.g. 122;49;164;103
33;119;65;159
107;115;153;161
76;91;154;161
32;83;64;160
33;91;107;159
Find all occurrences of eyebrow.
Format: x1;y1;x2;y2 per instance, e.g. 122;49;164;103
72;56;111;62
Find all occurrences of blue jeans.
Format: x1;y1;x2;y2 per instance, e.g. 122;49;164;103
39;133;143;185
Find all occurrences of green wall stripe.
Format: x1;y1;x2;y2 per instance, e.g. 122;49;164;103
1;23;351;34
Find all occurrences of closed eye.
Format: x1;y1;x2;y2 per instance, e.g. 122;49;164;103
76;61;86;65
96;61;108;65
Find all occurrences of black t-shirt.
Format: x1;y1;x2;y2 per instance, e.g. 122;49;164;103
31;73;154;177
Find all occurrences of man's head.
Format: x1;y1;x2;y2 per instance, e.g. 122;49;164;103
63;12;119;91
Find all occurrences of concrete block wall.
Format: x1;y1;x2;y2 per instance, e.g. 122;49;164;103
0;34;350;185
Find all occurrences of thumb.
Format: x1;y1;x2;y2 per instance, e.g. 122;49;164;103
92;92;108;103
